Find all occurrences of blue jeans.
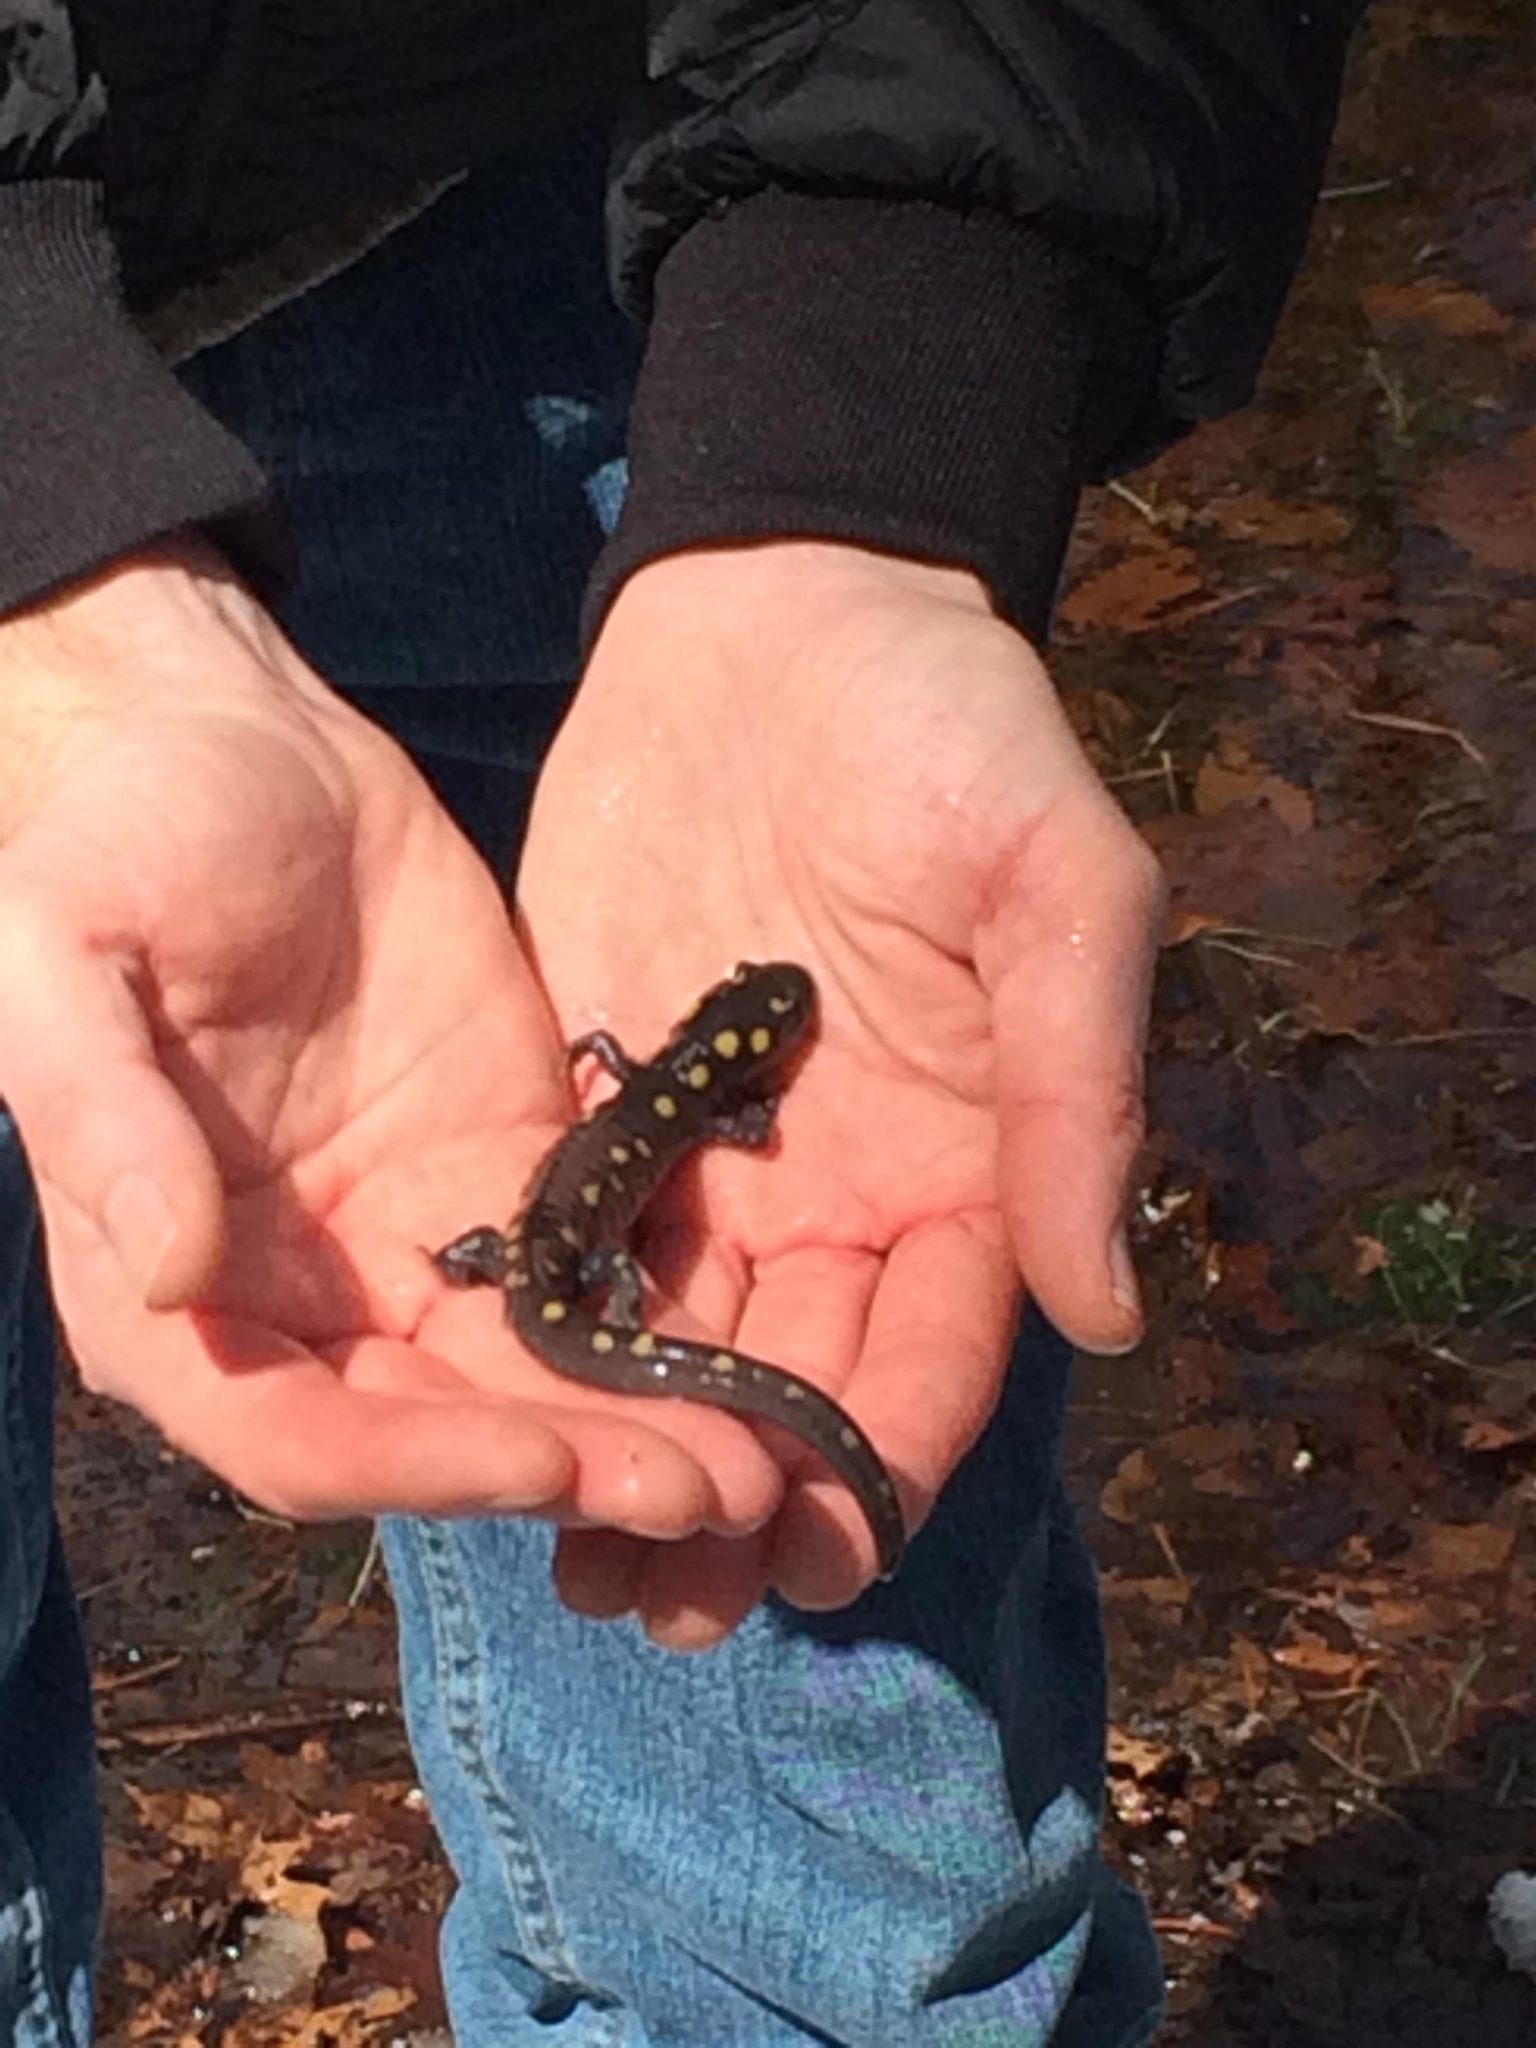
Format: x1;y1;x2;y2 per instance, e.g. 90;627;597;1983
0;137;1163;2046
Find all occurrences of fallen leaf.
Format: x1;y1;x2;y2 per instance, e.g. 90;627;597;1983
1101;1573;1192;1609
1420;1521;1518;1578
1270;1631;1374;1682
1059;543;1206;633
1485;946;1536;1005
1229;1633;1270;1709
1199;489;1355;548
1108;1726;1178;1779
1100;1448;1158;1524
1416;426;1536;576
1363;279;1513;339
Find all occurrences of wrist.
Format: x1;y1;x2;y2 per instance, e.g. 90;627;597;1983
607;540;997;650
0;540;327;837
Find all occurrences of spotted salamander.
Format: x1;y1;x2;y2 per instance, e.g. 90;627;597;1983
432;962;905;1578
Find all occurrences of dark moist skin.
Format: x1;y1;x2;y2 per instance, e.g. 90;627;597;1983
433;962;906;1579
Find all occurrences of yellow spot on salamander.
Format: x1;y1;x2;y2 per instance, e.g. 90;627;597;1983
712;1028;742;1059
632;1135;654;1159
652;1093;679;1119
839;1425;862;1449
686;1061;712;1090
580;1182;602;1207
540;1299;569;1323
780;1381;806;1401
559;1224;580;1247
749;1025;773;1055
710;1351;739;1373
630;1332;657;1357
591;1328;616;1353
608;1143;631;1165
767;995;796;1015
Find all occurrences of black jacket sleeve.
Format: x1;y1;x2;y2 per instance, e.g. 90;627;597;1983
0;2;1367;633
0;3;283;616
587;0;1367;642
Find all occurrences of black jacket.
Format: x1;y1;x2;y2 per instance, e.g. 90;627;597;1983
0;1;1366;638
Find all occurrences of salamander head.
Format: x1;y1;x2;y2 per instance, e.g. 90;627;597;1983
674;961;818;1079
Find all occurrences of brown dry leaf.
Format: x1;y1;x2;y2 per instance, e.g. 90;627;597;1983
223;1986;415;2048
1485;945;1536;1005
1059;543;1205;633
1200;489;1355;548
240;1835;332;1925
1461;1417;1523;1453
1163;908;1231;947
1100;1447;1158;1525
1419;1520;1517;1578
1108;1726;1177;1779
1206;1243;1299;1336
1270;1631;1374;1683
1416;425;1536;575
125;1785;235;1858
1192;757;1315;833
1193;757;1266;814
1229;1633;1271;1710
1101;1573;1192;1609
1363;279;1513;339
1353;1234;1390;1276
1157;1420;1258;1472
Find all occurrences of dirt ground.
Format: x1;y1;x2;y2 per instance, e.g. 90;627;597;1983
54;1;1536;2040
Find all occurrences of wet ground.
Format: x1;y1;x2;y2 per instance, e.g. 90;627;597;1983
54;1;1536;2039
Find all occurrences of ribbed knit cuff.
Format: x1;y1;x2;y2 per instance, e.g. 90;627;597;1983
584;191;1127;651
0;181;293;616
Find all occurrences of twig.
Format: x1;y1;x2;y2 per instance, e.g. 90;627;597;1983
348;1524;383;1609
1345;707;1489;769
1150;1521;1194;1601
98;1697;397;1753
1107;478;1162;525
1436;1646;1488;1752
1320;176;1396;201
1157;583;1266;631
1375;1689;1425;1775
92;1654;184;1697
1309;1732;1384;1788
1152;1914;1239;1941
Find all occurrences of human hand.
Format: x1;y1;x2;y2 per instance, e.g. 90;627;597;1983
516;542;1165;1644
0;545;784;1540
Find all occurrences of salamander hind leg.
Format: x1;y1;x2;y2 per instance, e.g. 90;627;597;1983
578;1245;646;1327
567;1029;635;1084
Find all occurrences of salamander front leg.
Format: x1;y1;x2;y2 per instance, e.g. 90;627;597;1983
432;1226;512;1287
709;1092;779;1150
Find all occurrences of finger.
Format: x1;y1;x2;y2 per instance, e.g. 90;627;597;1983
635;1530;774;1651
978;793;1165;1353
423;1286;786;1533
553;1527;648;1619
345;1326;781;1538
0;881;225;1307
66;1294;743;1531
766;1212;1018;1609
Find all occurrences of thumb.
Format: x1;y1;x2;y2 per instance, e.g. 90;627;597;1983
978;790;1165;1354
0;880;226;1310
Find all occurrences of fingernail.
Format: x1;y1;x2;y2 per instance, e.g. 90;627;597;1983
1109;1226;1143;1323
105;1171;178;1302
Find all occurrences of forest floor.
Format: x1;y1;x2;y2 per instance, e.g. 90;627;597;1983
58;1;1536;2041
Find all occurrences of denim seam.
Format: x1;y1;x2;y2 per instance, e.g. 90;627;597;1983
413;1518;631;2042
0;1809;71;2048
